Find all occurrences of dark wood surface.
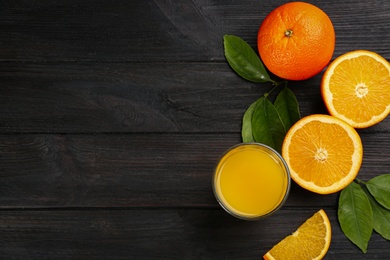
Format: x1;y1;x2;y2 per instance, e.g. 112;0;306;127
1;0;389;259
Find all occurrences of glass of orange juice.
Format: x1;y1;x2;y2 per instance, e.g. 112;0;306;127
212;143;291;220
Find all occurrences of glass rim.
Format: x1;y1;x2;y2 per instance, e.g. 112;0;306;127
212;142;291;221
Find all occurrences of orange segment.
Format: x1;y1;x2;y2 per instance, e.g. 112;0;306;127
282;114;363;194
263;209;332;260
321;50;390;128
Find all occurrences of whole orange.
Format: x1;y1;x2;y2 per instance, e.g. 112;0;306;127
257;2;335;81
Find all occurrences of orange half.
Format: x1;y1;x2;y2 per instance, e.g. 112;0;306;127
321;50;390;128
282;114;363;194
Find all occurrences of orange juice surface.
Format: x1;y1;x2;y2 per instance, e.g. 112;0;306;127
214;144;289;219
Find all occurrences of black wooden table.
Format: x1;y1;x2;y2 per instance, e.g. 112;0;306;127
1;1;389;259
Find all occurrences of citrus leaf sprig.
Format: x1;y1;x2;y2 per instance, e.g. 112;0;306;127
338;182;373;253
223;35;301;152
339;174;390;253
224;35;272;83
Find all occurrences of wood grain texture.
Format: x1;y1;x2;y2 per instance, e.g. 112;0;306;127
1;0;390;258
1;62;389;133
0;0;389;62
0;133;389;208
0;209;388;259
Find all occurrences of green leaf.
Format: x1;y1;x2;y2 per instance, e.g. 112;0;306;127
364;188;390;240
242;98;260;142
223;35;270;83
366;174;390;210
251;96;286;152
274;87;301;131
338;181;373;253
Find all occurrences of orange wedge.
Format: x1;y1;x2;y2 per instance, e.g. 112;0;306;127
263;209;331;260
321;50;390;128
282;114;363;194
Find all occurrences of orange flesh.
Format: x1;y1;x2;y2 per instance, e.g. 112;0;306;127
329;55;390;123
288;120;354;187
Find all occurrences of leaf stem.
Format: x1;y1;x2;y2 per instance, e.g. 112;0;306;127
355;178;367;186
269;78;278;85
265;80;288;96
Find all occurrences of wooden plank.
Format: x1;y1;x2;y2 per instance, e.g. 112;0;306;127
0;208;388;259
0;133;388;209
1;62;390;133
0;0;389;61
